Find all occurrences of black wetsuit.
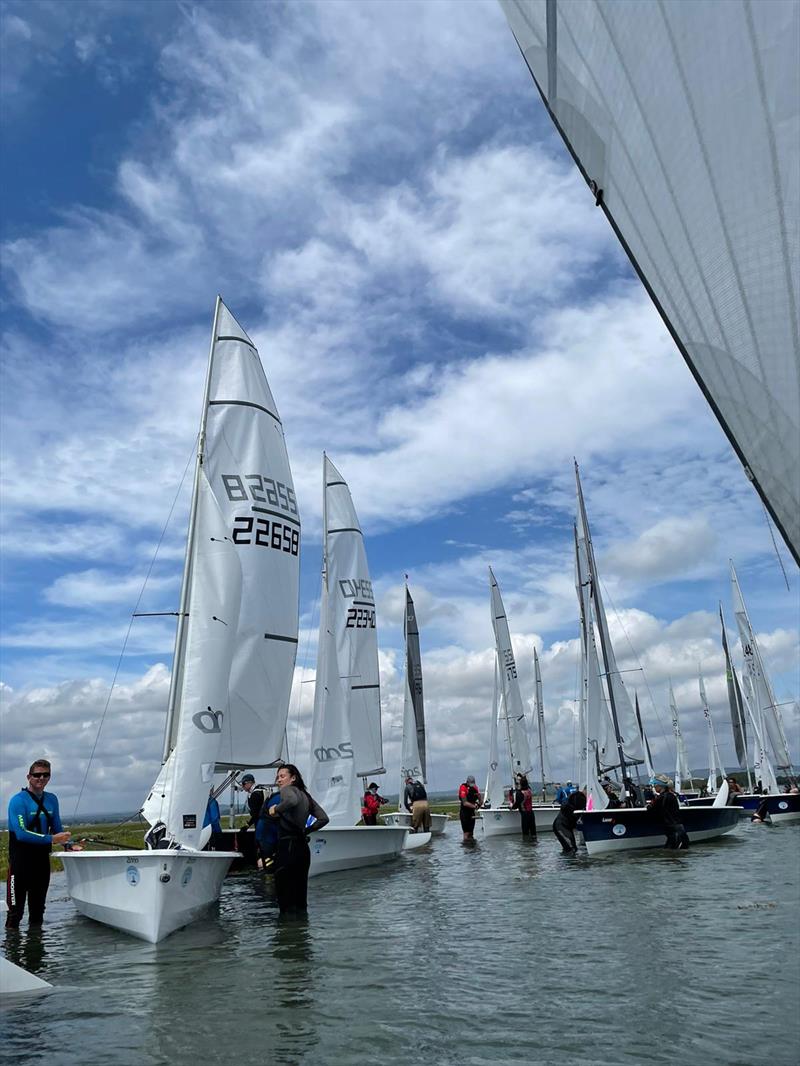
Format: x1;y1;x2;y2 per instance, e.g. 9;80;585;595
459;784;481;834
552;791;587;852
272;786;329;913
6;789;62;927
650;790;690;848
512;789;536;837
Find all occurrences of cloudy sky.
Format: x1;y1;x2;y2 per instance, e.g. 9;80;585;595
2;0;797;820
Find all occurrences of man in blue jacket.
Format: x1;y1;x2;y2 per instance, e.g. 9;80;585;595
6;759;76;928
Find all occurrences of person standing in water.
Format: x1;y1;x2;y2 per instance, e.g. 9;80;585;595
552;788;587;853
512;775;537;838
267;764;329;914
6;759;80;928
458;775;482;842
647;776;690;849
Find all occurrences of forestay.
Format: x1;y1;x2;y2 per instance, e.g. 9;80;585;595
501;0;800;565
142;300;300;849
489;568;533;779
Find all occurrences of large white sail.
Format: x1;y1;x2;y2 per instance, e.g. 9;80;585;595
142;299;299;848
669;682;693;793
489;568;533;779
574;523;608;811
501;0;800;566
730;563;794;773
308;456;385;826
397;586;426;807
698;672;725;794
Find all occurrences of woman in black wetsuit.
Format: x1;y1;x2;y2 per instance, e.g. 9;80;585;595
647;777;690;849
267;764;329;914
552;788;587;853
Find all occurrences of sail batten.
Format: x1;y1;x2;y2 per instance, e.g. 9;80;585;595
501;0;800;564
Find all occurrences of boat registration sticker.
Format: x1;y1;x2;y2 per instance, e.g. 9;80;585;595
612;824;626;836
182;867;193;886
126;867;141;886
312;839;327;854
778;801;788;810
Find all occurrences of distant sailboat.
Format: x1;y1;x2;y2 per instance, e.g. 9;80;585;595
531;648;552;802
668;682;696;797
698;671;725;797
306;456;408;873
501;0;800;566
720;604;753;792
381;583;446;835
729;563;800;823
480;569;536;837
573;464;739;853
61;298;300;941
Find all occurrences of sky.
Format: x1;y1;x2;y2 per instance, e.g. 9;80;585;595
1;0;798;820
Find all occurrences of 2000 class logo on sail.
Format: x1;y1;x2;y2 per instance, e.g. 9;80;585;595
313;742;353;761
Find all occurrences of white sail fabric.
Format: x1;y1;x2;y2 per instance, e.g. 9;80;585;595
489;569;533;778
532;649;552;794
574;522;608;811
501;0;800;565
308;456;385;827
719;605;749;767
669;683;693;793
308;574;362;826
142;300;299;848
698;672;724;794
731;563;794;772
484;661;501;807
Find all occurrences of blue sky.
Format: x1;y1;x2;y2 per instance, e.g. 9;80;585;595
1;0;798;817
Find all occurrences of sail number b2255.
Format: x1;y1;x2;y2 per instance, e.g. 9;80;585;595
232;516;299;555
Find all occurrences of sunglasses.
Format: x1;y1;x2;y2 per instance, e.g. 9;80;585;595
29;772;51;779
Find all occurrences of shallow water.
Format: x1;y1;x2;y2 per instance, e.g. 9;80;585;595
2;819;798;1066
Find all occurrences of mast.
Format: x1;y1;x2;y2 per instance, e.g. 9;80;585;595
162;295;222;762
574;462;630;784
634;692;655;781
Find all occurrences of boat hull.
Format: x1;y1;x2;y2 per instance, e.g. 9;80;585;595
736;793;800;823
578;807;740;855
308;826;408;876
380;812;448;835
402;830;432;850
479;807;561;836
59;850;238;943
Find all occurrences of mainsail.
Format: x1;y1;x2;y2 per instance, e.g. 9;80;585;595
698;671;725;795
308;456;385;826
397;585;427;806
501;0;800;565
484;660;502;808
669;682;693;793
730;562;794;775
142;299;300;849
574;521;608;811
719;604;749;768
489;568;534;780
532;648;552;798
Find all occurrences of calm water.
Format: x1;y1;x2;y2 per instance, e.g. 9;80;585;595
3;820;799;1066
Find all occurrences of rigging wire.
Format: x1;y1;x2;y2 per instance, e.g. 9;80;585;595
72;442;198;820
289;577;322;765
761;501;791;592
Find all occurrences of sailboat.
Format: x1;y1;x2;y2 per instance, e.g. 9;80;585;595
698;671;725;796
572;464;739;854
60;297;301;941
381;584;447;835
668;682;697;797
531;648;553;802
501;1;800;568
720;604;753;794
480;568;538;837
728;564;799;823
306;456;408;874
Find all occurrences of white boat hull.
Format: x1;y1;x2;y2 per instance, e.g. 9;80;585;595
402;831;432;850
59;850;238;943
308;826;407;876
478;808;520;837
1;956;52;995
380;811;448;835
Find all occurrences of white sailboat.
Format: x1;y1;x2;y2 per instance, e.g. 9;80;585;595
307;456;408;874
729;563;799;823
572;464;738;853
668;682;695;796
60;297;301;941
381;584;446;836
531;648;553;802
698;671;725;796
480;568;536;837
719;604;753;793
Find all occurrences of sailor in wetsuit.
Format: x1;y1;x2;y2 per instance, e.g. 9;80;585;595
458;776;482;842
6;759;79;928
647;776;690;849
552;788;587;853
